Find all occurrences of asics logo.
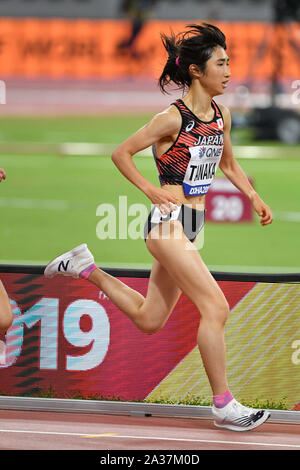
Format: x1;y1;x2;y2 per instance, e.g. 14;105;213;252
186;121;195;132
58;260;70;272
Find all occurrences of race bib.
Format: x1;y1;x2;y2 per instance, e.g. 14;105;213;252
183;144;223;196
151;205;181;224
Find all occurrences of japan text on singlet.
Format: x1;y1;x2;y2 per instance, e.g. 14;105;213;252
153;99;224;196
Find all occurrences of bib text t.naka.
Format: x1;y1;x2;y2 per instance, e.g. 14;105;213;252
152;99;224;196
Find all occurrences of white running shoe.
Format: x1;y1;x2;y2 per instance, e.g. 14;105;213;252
212;398;270;432
44;243;95;279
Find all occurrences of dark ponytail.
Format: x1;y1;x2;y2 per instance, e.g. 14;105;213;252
158;23;227;94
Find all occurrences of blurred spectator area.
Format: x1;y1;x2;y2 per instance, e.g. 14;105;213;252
0;0;275;21
0;0;299;134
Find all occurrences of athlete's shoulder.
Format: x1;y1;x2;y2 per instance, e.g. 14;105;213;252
147;105;182;137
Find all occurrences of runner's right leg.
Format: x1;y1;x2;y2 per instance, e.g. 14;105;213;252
88;259;182;334
44;243;182;334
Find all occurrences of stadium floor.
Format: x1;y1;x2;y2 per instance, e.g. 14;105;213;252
0;408;299;451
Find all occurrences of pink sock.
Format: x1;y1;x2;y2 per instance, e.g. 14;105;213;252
79;263;98;280
213;390;234;408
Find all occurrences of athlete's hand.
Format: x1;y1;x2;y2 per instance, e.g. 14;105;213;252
146;185;181;215
0;168;6;182
250;192;273;226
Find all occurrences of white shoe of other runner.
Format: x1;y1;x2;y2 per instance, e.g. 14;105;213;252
212;398;270;432
44;243;95;279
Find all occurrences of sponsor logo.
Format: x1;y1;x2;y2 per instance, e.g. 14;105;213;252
198;146;206;157
58;260;70;272
186;120;195;132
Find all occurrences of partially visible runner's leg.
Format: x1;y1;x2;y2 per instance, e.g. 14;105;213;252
0;280;14;365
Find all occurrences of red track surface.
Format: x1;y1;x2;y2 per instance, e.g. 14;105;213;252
0;409;299;451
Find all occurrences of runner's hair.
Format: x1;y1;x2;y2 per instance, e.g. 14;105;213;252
158;23;227;94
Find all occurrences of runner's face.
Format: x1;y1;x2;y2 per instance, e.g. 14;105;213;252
199;47;231;96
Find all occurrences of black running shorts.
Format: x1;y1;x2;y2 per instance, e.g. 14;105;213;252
144;204;205;242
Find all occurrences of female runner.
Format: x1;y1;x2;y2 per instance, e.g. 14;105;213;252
0;167;14;365
45;24;273;431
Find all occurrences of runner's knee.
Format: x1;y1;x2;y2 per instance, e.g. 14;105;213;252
218;298;230;325
200;296;230;326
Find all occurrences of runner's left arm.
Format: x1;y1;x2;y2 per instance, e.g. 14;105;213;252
219;105;273;226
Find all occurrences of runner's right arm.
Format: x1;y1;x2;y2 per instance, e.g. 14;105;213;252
111;110;181;208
